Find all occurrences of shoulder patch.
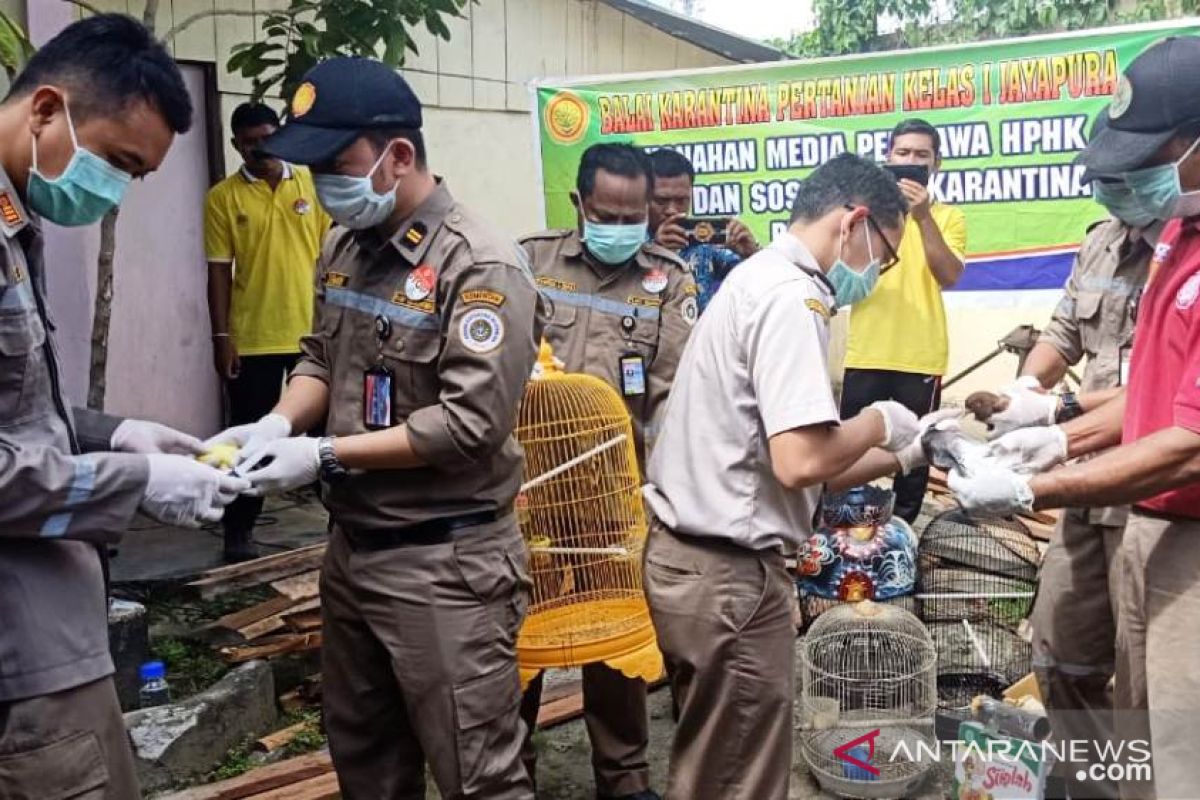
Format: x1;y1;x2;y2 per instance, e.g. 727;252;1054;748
461;289;506;307
324;271;349;288
805;298;831;320
460;308;504;353
681;297;698;327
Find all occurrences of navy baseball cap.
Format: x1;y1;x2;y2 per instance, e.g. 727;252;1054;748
1077;36;1200;177
263;57;423;166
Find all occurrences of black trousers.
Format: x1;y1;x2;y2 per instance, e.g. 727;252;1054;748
840;367;942;524
222;353;300;537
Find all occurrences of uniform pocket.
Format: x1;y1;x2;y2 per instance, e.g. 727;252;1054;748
0;310;45;427
453;535;520;606
452;661;522;795
0;731;108;800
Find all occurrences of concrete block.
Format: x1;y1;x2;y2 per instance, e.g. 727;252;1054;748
108;599;149;712
125;660;277;793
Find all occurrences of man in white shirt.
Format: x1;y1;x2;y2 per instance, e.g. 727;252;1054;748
644;153;931;799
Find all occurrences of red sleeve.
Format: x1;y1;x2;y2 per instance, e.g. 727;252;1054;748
1174;274;1200;434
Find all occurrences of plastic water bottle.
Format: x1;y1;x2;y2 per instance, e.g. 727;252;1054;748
138;661;171;708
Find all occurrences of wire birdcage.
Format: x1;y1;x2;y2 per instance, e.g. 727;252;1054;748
513;342;662;688
916;508;1039;709
799;601;939;798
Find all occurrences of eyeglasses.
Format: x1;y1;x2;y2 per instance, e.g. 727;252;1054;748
843;204;899;273
865;212;901;273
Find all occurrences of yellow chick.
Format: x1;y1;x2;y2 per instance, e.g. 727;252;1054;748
196;443;239;471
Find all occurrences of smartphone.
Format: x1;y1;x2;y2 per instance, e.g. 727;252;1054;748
679;217;729;246
884;164;930;187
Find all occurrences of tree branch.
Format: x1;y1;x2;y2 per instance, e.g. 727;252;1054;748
161;7;301;44
62;0;106;17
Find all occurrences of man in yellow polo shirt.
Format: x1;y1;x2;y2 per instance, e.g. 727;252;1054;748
205;102;330;561
842;118;967;523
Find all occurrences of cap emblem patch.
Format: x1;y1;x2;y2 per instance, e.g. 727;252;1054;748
1109;76;1132;119
292;82;317;118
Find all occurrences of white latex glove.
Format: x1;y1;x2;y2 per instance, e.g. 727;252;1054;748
239;437;320;497
868;400;921;452
204;413;293;463
947;464;1035;516
112;419;204;456
895;408;962;474
988;382;1058;438
986;426;1068;474
141;455;249;528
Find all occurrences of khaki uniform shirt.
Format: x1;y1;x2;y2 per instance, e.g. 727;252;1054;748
294;180;542;530
1039;217;1155;527
645;233;839;554
519;230;697;464
0;168;148;702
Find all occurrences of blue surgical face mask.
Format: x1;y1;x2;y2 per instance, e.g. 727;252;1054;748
827;218;881;306
1124;135;1200;220
27;105;132;227
582;219;646;265
1091;179;1157;228
313;145;397;230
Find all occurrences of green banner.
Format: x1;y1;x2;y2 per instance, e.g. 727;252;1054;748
533;20;1200;292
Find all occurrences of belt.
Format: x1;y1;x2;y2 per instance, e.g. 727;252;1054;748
341;509;510;552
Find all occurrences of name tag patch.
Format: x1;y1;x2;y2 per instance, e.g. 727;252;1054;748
537;276;577;292
627;295;662;309
391;291;436;314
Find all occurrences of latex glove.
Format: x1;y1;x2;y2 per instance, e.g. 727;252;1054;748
986;425;1068;475
869;400;921;451
895;408;962;474
947;464;1035;517
204;413;292;462
988;381;1058;438
239;437;320;497
141;455;249;528
112;419;204;456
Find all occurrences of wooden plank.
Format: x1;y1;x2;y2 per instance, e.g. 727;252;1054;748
535;690;583;729
189;544;327;599
239;598;321;641
270;570;320;602
220;632;322;663
158;752;332;800
254;721;316;754
211;596;297;633
283;610;323;633
248;771;340;800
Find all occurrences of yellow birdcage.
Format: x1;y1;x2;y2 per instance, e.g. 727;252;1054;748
514;341;663;689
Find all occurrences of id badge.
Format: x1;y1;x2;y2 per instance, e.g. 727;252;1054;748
363;365;394;429
620;354;646;397
1119;347;1131;387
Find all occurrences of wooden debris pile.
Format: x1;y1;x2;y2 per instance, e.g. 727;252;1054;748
188;543;328;664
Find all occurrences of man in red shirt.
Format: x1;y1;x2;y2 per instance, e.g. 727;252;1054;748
949;37;1200;797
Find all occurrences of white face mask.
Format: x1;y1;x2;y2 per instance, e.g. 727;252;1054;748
313;145;397;229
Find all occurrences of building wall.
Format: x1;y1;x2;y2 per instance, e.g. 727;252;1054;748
86;0;733;236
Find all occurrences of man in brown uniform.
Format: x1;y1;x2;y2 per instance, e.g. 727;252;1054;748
0;16;246;799
1009;202;1156;798
211;58;541;799
516;143;695;800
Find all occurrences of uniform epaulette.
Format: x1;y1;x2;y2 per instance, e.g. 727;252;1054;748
518;228;574;244
643;241;689;272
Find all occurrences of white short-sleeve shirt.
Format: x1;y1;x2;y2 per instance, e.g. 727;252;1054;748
644;232;839;553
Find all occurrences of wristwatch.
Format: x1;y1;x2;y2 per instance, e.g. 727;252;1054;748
1055;392;1084;424
317;436;349;483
